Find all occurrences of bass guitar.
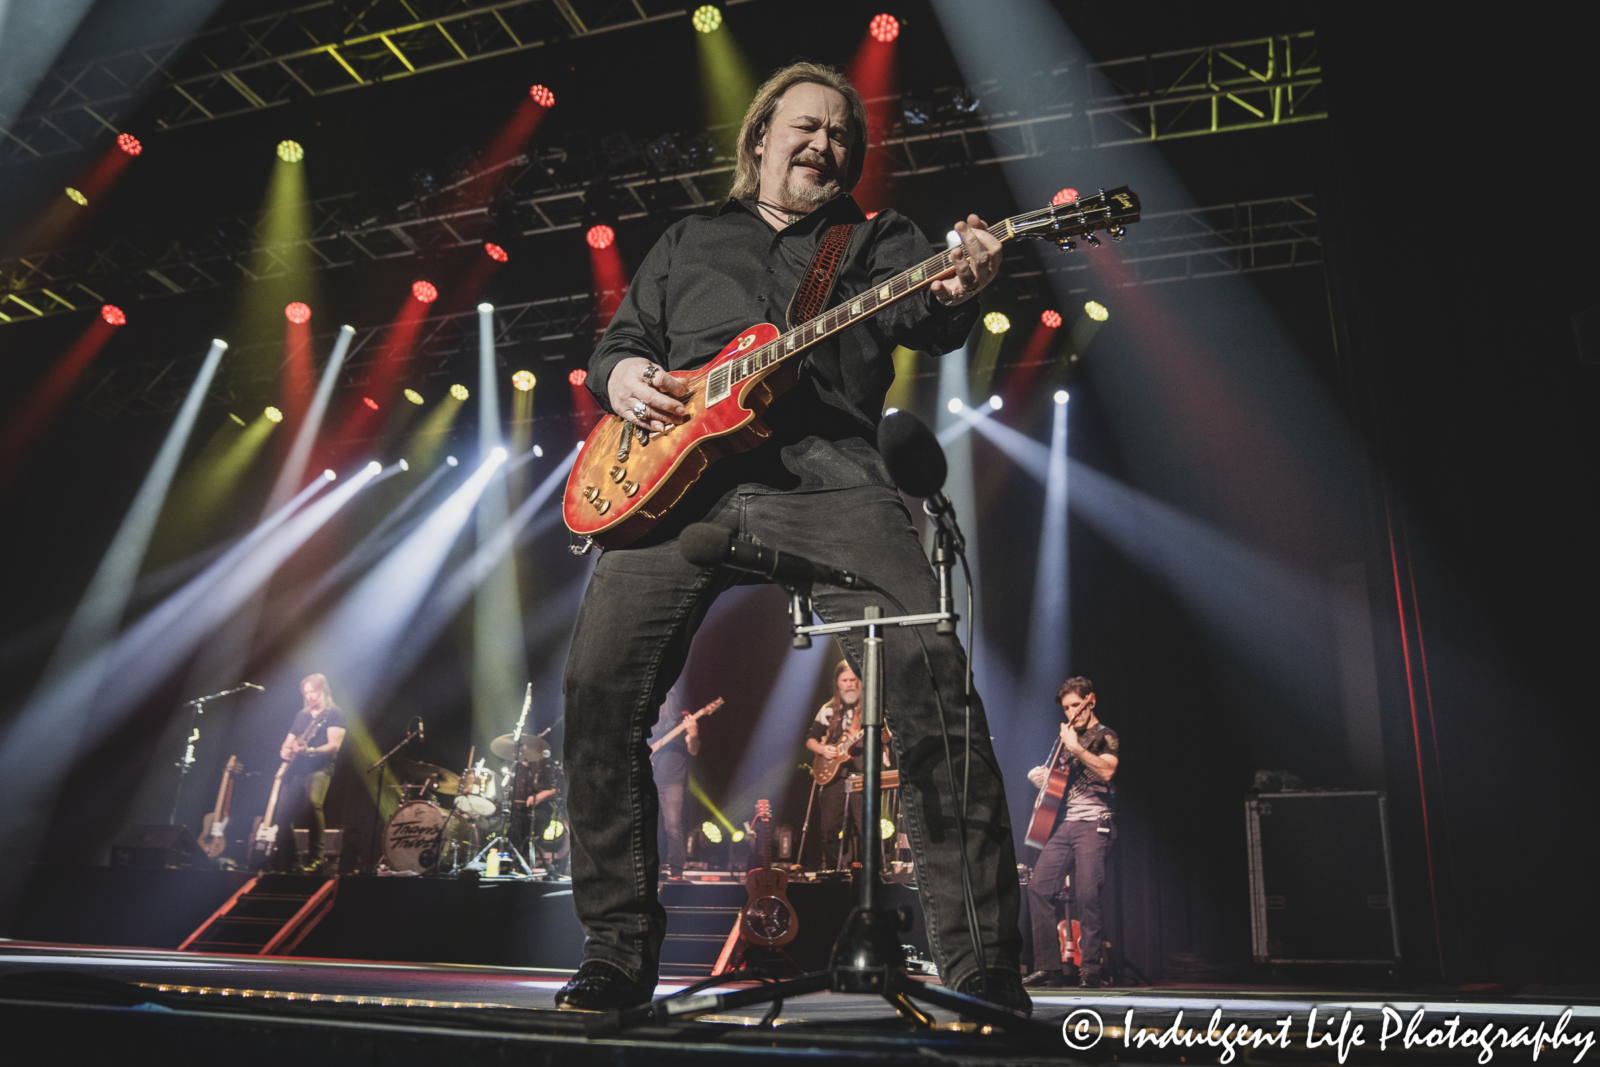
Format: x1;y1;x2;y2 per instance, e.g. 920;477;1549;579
197;755;244;859
564;188;1141;548
738;799;797;948
648;697;724;756
249;710;330;867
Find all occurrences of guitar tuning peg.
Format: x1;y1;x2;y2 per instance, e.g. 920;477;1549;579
1057;238;1076;252
1108;225;1126;241
1084;232;1102;248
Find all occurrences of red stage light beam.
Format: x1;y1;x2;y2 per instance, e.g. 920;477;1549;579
0;317;122;493
847;17;899;215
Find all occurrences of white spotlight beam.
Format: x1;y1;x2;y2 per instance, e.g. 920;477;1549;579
936;403;994;447
726;637;833;815
266;323;354;511
1024;397;1071;693
308;449;507;714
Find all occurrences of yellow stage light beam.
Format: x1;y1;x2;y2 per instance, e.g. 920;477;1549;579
696;9;756;161
149;413;278;567
688;776;738;834
970;321;1007;396
403;389;466;470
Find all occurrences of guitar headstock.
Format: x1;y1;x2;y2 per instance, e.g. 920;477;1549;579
755;798;771;822
226;756;244;775
699;697;725;716
1010;185;1140;251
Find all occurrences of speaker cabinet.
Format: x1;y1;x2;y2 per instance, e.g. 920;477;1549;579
1246;791;1400;964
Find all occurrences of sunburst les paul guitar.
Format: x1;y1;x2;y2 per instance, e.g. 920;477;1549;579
564;188;1141;548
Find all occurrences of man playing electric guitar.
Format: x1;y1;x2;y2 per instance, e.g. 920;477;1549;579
276;673;346;873
556;60;1028;1012
1022;677;1119;989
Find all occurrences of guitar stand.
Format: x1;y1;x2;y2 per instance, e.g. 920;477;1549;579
595;599;1055;1042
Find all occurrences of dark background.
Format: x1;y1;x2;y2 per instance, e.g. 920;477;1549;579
0;1;1595;985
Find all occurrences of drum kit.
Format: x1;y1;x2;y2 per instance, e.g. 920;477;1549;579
377;724;569;878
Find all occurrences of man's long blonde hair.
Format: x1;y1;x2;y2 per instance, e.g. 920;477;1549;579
728;62;869;200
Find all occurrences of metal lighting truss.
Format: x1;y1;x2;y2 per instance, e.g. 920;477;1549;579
0;0;689;163
1;31;1323;327
77;193;1320;418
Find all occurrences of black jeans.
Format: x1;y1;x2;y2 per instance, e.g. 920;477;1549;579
1024;818;1112;979
563;483;1022;987
814;776;856;870
277;769;331;867
656;779;686;873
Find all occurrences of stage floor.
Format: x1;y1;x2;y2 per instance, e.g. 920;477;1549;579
4;939;1599;1065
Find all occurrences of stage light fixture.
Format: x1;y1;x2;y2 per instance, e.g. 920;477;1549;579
100;304;126;326
264;406;284;423
284;301;311;324
66;187;87;205
399;459;409;471
866;211;879;219
945;230;961;248
1054;390;1070;405
363;397;379;410
692;5;722;32
732;829;746;843
412;280;439;303
1052;188;1079;206
214;339;229;349
586;224;615;250
450;383;469;401
323;469;337;481
277;140;304;162
989;394;1003;410
116;133;142;156
533;445;544;457
447;456;459;467
365;461;382;475
1084;300;1109;322
701;821;723;843
947;397;963;413
490;446;507;463
1041;309;1062;328
529;84;555;108
880;817;896;840
884;407;898;416
543;817;565;840
511;370;536;392
484;242;509;263
869;13;900;43
229;413;246;427
568;368;587;386
983;311;1011;334
404;389;425;405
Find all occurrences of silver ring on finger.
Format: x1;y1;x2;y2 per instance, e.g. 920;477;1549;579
641;363;659;383
631;400;649;422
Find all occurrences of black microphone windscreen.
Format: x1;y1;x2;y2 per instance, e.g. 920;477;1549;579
877;410;948;498
680;523;734;569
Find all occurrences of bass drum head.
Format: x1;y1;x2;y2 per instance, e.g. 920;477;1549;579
383;799;447;874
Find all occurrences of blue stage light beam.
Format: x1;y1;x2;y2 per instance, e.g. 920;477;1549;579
304;448;507;716
726;637;834;815
265;324;355;510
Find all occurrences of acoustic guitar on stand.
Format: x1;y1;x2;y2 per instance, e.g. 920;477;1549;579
738;799;797;948
564;188;1141;550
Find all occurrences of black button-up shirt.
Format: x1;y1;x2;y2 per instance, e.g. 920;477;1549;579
587;195;978;495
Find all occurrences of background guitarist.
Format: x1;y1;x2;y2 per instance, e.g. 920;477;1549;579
1022;677;1119;990
804;660;871;869
275;673;345;873
556;60;1024;1013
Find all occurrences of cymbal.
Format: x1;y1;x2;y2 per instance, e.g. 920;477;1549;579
388;756;462;795
490;733;551;762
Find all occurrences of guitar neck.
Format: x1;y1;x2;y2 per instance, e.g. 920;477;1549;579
707;217;1027;403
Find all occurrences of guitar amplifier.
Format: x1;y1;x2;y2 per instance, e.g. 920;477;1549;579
291;828;360;873
1246;791;1400;964
111;824;207;868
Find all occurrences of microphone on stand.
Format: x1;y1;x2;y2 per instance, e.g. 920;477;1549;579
878;411;964;552
243;682;265;691
679;524;877;591
415;718;425;742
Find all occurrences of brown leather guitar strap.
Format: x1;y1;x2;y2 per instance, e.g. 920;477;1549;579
786;222;857;328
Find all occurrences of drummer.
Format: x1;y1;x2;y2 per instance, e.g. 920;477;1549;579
508;739;558;859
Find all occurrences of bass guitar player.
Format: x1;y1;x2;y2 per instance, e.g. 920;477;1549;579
1022;677;1118;989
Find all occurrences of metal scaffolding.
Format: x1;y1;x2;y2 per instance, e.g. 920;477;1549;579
76;192;1321;418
